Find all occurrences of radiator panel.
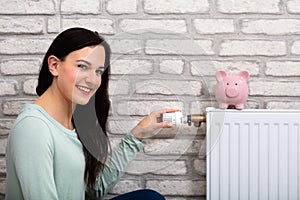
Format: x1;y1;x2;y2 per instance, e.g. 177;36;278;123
206;108;300;200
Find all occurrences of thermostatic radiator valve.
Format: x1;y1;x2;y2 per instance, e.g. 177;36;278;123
186;114;206;127
161;112;206;127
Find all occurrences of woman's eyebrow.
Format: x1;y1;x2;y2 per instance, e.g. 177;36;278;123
76;59;105;68
76;59;91;66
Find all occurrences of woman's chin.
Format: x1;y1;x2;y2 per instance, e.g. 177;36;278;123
73;97;91;106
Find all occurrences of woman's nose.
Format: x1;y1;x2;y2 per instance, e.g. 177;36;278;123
85;70;100;84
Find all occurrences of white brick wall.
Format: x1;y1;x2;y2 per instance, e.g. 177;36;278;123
106;0;137;14
61;0;101;14
193;19;235;34
241;19;300;35
120;19;187;34
217;0;281;14
144;0;209;14
0;0;55;14
220;40;287;56
1;0;300;199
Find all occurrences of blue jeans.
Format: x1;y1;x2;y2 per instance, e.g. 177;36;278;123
110;189;165;200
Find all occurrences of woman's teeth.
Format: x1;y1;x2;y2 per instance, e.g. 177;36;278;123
77;86;91;93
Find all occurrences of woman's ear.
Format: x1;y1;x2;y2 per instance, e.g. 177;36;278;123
48;55;60;76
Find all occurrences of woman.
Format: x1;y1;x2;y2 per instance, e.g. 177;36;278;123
5;27;178;200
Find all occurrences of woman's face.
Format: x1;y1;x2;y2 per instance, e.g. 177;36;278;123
55;45;106;105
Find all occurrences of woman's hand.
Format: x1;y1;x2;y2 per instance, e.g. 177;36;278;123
131;108;180;140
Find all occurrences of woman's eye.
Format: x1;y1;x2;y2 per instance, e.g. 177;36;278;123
78;64;88;70
95;69;103;76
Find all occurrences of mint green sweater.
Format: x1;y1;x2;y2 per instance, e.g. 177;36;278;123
6;104;144;200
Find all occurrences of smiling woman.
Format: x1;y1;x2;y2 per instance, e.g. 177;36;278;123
5;27;175;200
48;45;105;105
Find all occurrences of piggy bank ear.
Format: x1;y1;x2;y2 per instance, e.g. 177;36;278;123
216;70;227;82
239;71;249;81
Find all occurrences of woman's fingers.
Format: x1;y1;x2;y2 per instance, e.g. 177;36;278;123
131;108;180;140
161;122;173;128
152;108;181;118
156;108;181;114
164;108;181;113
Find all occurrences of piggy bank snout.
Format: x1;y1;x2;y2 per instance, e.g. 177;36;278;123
225;87;238;97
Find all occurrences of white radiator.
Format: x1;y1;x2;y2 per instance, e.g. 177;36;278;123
206;107;300;200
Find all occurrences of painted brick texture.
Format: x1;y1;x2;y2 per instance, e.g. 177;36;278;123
0;0;300;199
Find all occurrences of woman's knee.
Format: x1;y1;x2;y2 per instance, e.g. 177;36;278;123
141;189;165;200
111;189;165;200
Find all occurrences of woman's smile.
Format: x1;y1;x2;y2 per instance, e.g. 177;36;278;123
76;85;93;94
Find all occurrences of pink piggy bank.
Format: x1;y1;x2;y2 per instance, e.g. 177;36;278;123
215;70;250;109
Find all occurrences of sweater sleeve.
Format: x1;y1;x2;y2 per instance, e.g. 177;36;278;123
6;116;59;200
85;133;144;198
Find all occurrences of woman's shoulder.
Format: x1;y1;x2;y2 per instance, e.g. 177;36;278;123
14;103;49;122
11;104;52;137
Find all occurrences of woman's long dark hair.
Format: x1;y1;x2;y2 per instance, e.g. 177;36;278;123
36;27;111;188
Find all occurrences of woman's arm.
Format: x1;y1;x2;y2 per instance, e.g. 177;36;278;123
86;132;143;198
86;109;179;198
6;117;59;200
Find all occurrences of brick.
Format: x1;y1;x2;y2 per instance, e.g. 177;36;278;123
1;59;40;75
0;158;6;174
190;101;215;114
110;180;142;194
0;0;55;15
0;119;14;136
242;19;300;35
249;81;300;96
0;177;6;195
0;39;52;55
47;17;61;33
217;0;281;14
61;0;101;14
143;138;199;155
188;139;206;155
106;0;137;14
220;40;286;56
243;101;260;109
135;80;202;96
266;61;300;76
145;39;214;55
3;100;33;116
108;119;139;134
0;18;43;34
159;60;184;75
152;126;199;139
109;80;130;95
107;39;142;54
110;59;153;75
120;19;187;34
287;0;300;13
144;0;209;14
117;101;183;115
291;41;300;55
62;19;114;35
126;160;187;175
190;60;260;76
0;139;7;155
146;180;205;196
193;19;235;34
0;80;18;96
266;101;300;109
23;79;38;95
190;101;259;112
194;159;206;175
